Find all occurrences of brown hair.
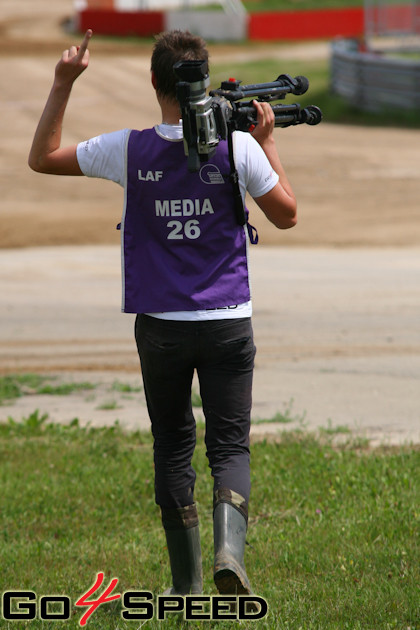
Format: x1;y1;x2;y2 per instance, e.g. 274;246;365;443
151;30;209;102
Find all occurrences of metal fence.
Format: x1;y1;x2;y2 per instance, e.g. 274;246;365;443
364;0;420;40
330;38;420;111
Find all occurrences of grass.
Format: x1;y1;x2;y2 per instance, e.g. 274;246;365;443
253;399;306;425
0;412;418;629
110;380;142;394
242;0;364;11
210;57;420;129
174;0;364;12
96;400;122;410
191;388;203;408
0;373;45;403
0;374;146;411
319;420;352;436
0;374;96;405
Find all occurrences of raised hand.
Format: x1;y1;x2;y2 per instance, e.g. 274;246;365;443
55;29;93;86
28;30;93;174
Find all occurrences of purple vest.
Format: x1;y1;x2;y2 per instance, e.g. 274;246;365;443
121;128;251;313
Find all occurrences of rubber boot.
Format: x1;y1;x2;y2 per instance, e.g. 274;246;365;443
213;501;252;595
161;503;203;595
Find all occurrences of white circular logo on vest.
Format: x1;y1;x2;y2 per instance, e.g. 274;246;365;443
199;164;225;185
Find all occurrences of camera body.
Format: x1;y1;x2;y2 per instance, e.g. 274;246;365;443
174;60;219;172
174;59;322;172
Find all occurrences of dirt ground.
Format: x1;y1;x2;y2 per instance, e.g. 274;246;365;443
1;1;419;445
2;0;420;249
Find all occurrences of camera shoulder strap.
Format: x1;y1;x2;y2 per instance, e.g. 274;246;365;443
227;123;246;227
227;125;259;244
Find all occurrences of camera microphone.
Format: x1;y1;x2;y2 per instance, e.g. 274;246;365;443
300;105;323;125
289;75;309;96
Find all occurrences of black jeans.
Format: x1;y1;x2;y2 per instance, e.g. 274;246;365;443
135;314;256;510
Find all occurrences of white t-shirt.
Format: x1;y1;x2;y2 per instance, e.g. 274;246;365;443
77;124;278;320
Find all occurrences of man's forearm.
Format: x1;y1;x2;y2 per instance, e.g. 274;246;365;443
28;81;73;173
260;136;296;204
250;100;295;204
28;30;92;175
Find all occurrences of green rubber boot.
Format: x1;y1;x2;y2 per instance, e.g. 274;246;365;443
161;503;203;595
213;500;252;595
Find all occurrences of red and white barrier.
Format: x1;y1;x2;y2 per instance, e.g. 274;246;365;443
75;0;364;41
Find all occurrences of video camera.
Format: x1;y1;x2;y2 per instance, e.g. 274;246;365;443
174;59;322;173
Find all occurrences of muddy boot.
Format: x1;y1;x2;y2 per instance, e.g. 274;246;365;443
161;503;203;595
213;493;252;595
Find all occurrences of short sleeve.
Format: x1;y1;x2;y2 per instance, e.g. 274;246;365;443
76;129;130;187
233;131;279;200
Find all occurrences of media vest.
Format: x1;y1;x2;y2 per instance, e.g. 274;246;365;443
121;128;251;314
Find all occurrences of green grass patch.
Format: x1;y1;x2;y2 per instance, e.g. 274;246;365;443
319;420;352;436
211;57;420;128
0;374;96;405
243;0;363;11
191;388;203;408
96;399;122;410
37;382;96;396
253;399;306;425
0;416;418;628
0;373;46;404
110;380;142;393
166;0;364;12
